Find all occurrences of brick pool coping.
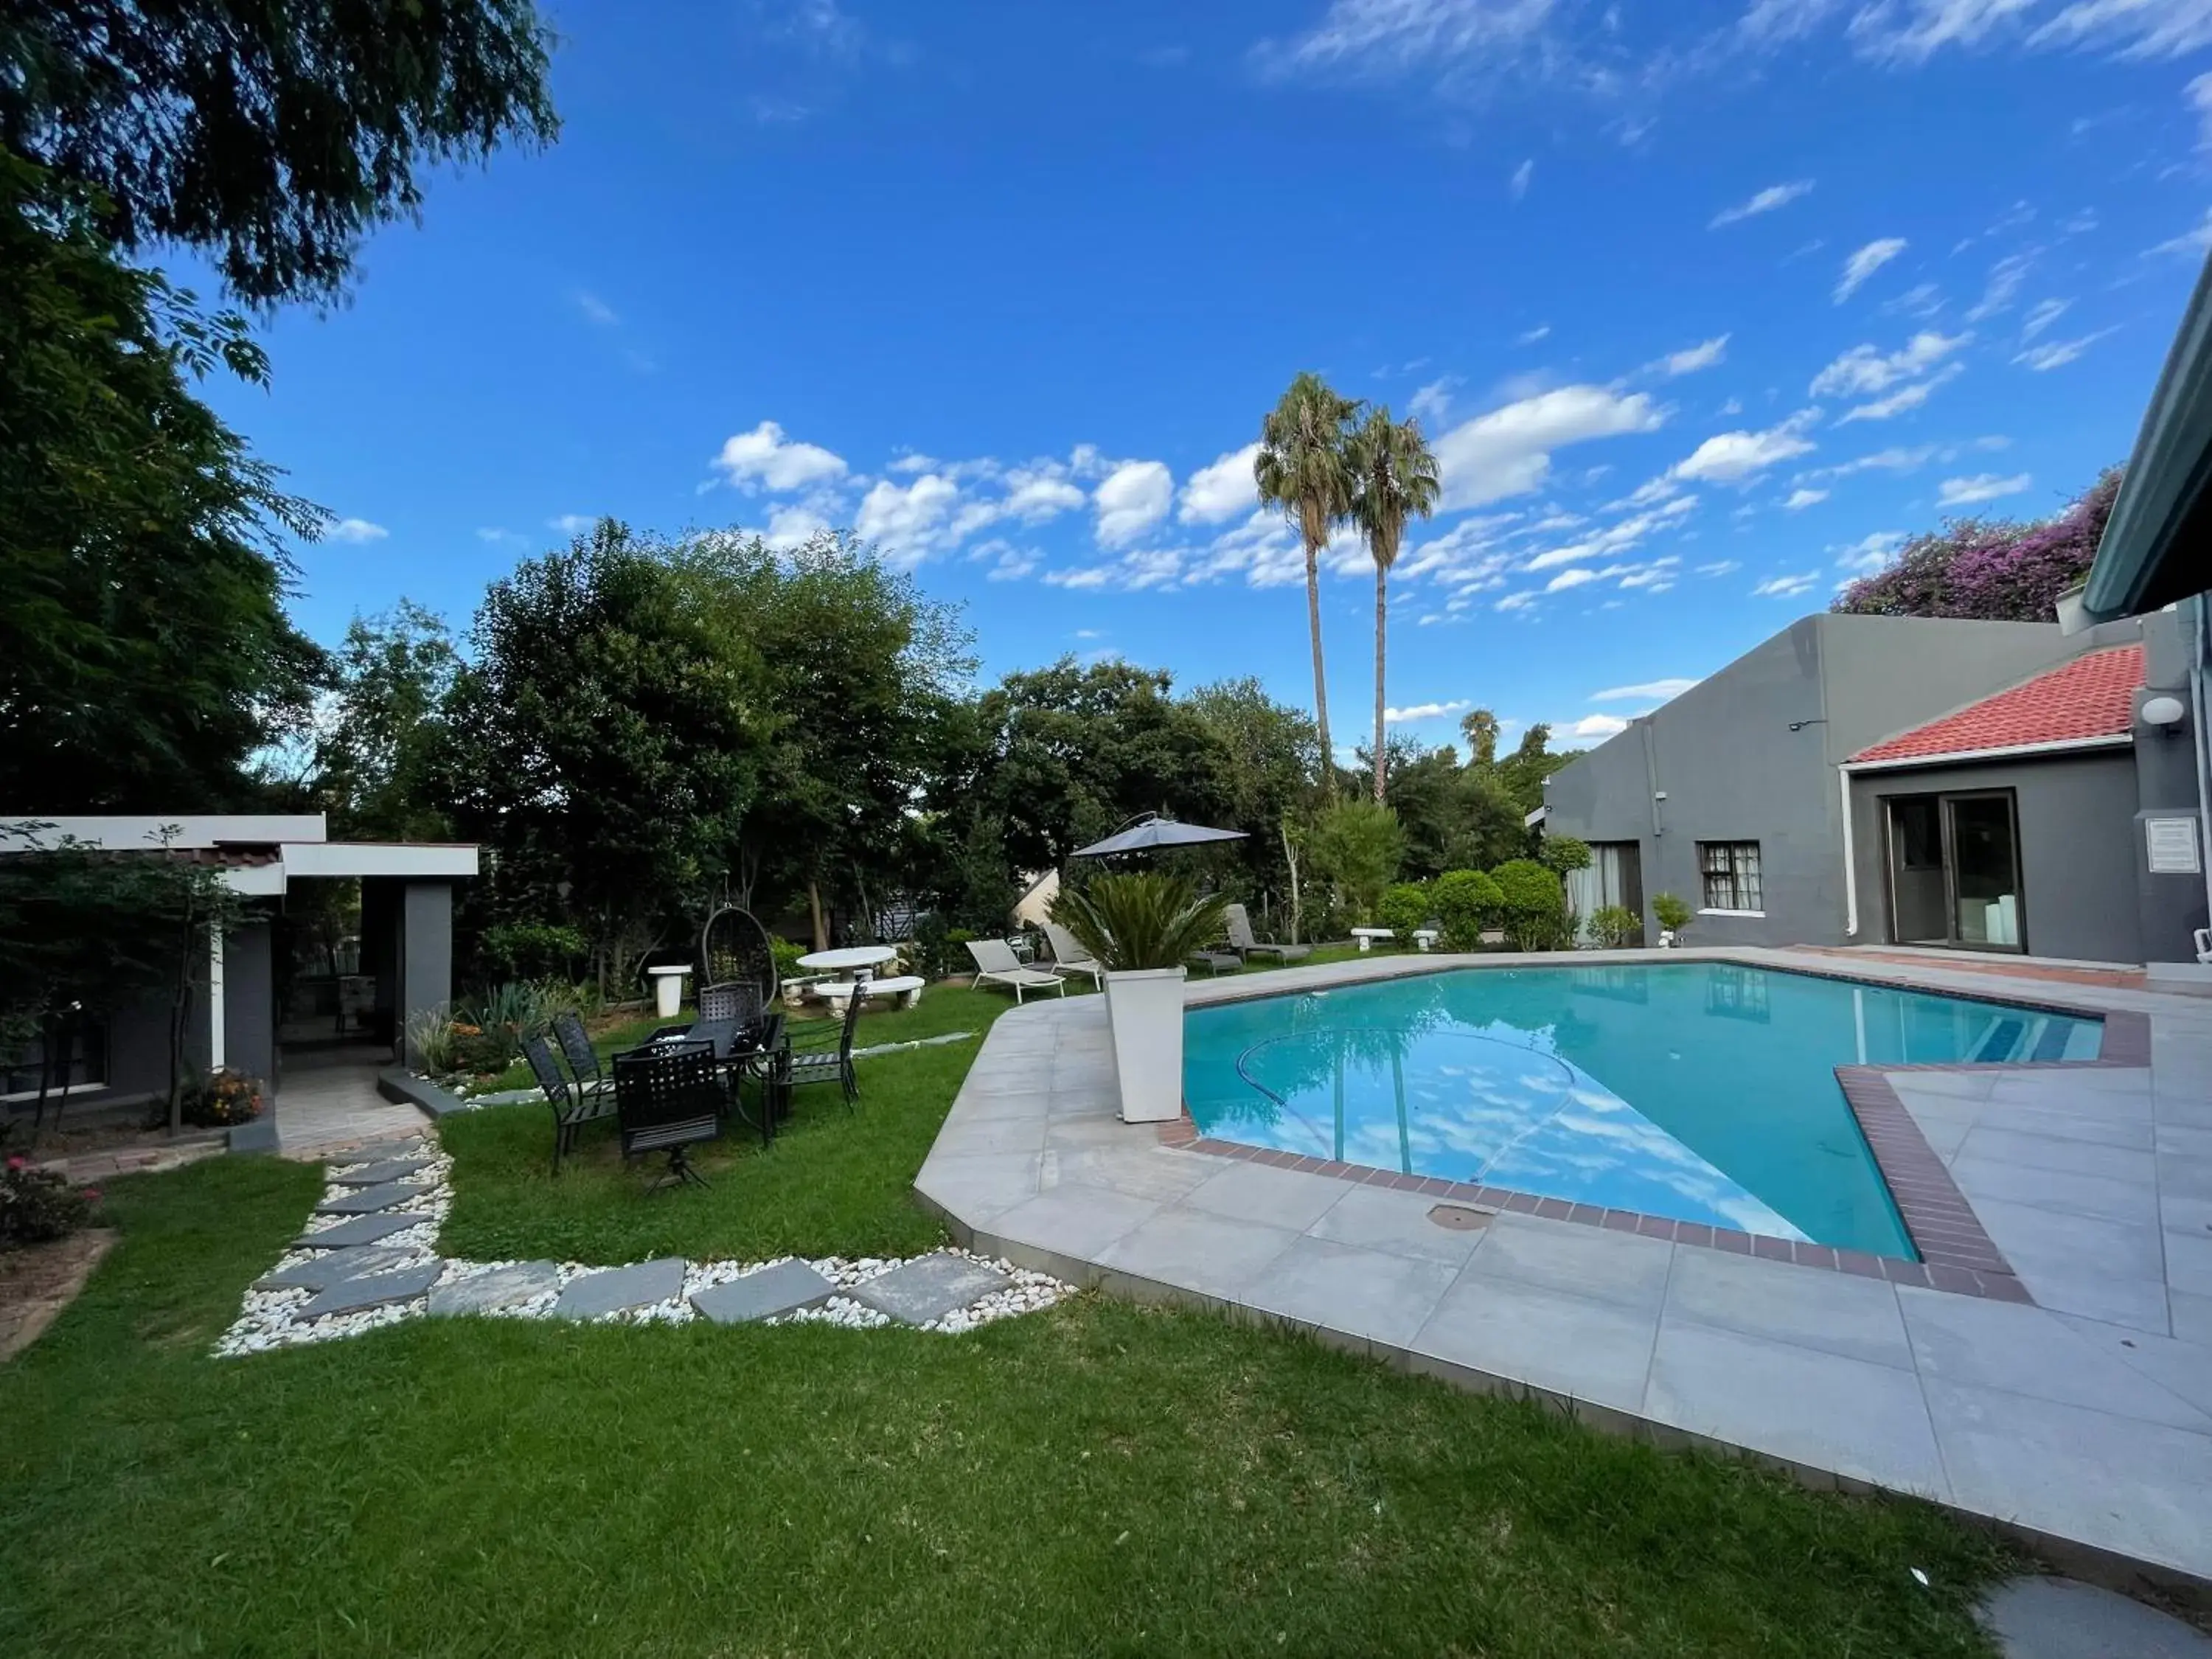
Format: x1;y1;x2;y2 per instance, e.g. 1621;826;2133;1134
1164;955;2154;1307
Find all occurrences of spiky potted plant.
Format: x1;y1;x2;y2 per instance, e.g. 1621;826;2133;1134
1050;873;1229;1123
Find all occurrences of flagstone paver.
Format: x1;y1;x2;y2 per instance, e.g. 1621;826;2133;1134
298;1264;443;1318
429;1262;561;1317
850;1252;1012;1324
689;1260;838;1324
255;1247;415;1292
554;1258;686;1320
328;1158;431;1187
313;1181;426;1216
293;1213;433;1249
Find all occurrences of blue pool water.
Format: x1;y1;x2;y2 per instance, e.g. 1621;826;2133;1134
1181;964;2103;1259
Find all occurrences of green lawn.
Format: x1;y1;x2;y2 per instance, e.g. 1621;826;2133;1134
0;975;2021;1658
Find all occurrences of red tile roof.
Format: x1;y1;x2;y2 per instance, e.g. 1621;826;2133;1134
1849;643;2144;765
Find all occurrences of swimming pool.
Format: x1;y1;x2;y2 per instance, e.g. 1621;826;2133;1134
1181;964;2103;1259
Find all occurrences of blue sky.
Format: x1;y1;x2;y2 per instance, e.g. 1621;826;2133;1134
198;0;2212;754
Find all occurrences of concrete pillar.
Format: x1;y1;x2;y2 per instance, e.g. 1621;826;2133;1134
397;881;455;1069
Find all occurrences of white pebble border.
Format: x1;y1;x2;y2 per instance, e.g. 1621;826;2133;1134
215;1135;1071;1357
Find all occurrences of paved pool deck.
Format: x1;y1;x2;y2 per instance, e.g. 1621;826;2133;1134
914;945;2212;1593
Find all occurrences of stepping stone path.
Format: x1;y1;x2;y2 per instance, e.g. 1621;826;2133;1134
429;1262;561;1318
328;1158;430;1188
218;1132;1074;1357
852;1253;1014;1325
555;1258;687;1321
299;1264;445;1319
690;1260;837;1324
314;1181;426;1217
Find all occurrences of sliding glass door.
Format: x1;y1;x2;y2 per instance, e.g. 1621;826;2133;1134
1883;790;2025;953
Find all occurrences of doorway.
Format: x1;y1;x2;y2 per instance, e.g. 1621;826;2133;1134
1884;790;2025;952
1569;841;1646;945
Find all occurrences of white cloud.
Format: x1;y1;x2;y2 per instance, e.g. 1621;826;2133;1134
1834;529;1905;571
1710;179;1815;228
1881;281;1944;319
1408;376;1462;425
2149;207;2212;257
1590;678;1700;701
476;526;525;546
762;501;832;549
328;517;388;544
1385;698;1473;721
1178;444;1262;524
1784;487;1830;510
2014;330;2115;370
1963;253;2031;324
1000;471;1091;521
1840;361;1964;422
2021;298;2070;338
1752;570;1822;598
1671;411;1820;482
1834;237;1907;302
711;420;849;493
1516;323;1551;344
1433;385;1665;509
886;452;939;474
573;291;619;327
1655;335;1731;376
2191;71;2212;147
549;513;597;536
855;473;959;563
1494;590;1540;613
1809;331;1967;396
1093;459;1175;546
1804;443;1942;479
1936;471;2031;506
1850;0;2034;64
1545;567;1600;591
1696;559;1743;577
973;540;1040;582
1258;0;1563;80
1510;158;1534;199
2029;0;2212;58
1565;712;1632;739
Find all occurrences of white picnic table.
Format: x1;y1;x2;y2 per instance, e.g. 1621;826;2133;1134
796;945;897;982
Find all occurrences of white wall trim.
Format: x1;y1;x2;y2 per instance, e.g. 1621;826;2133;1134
1697;908;1767;918
208;925;226;1071
1842;734;2132;773
281;842;478;880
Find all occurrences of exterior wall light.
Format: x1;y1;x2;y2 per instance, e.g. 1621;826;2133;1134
2141;695;2188;728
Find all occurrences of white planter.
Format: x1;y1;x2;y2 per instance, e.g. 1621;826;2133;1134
1102;966;1188;1124
647;964;692;1018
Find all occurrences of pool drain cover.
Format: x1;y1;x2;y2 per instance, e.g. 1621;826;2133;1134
1427;1203;1494;1232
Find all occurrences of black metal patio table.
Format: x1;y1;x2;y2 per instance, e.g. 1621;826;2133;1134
648;1011;790;1145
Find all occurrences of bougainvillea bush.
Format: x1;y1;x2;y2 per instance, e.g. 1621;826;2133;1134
1832;469;2119;622
1;1157;99;1247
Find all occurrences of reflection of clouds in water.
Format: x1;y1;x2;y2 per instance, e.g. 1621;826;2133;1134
1234;1026;1804;1242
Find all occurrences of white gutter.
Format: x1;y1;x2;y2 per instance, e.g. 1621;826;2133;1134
208;926;226;1071
1839;765;1859;937
2194;596;2212;936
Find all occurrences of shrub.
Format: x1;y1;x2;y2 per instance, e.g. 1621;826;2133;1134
1051;873;1228;972
1375;882;1433;937
403;1003;464;1074
1430;869;1504;950
1307;799;1405;926
176;1068;264;1127
1587;904;1638;949
1;1157;98;1247
1493;859;1568;951
1538;834;1591;875
480;922;588;982
770;936;808;984
1653;891;1693;939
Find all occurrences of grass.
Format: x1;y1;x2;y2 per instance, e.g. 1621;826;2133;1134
0;971;2023;1658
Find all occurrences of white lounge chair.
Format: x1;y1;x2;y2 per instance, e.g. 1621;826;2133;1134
965;938;1068;1003
1224;902;1312;964
1042;922;1105;989
2197;927;2212;964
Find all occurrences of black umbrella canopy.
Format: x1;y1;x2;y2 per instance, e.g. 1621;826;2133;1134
1072;813;1250;858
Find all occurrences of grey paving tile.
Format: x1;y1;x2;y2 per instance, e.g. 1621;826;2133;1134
293;1213;431;1249
255;1246;414;1291
2008;1264;2172;1335
2166;1229;2212;1297
1914;1114;1972;1162
1982;1105;2154;1152
327;1158;432;1187
2156;1124;2212;1158
2171;1290;2212;1346
1459;1214;1674;1315
1970;1197;2166;1281
2161;1153;2212;1200
1978;1576;2212;1659
1987;1076;2152;1120
689;1260;838;1324
1953;1127;2156;1184
1099;1208;1302;1301
1409;1273;1656;1413
914;1151;1042;1226
987;1181;1162;1260
1043;1144;1216;1206
1644;1321;1948;1499
429;1261;560;1315
1924;1378;2212;1576
1948;1156;2159;1225
1241;1236;1460;1349
299;1263;442;1318
1891;1071;1997;1103
1899;1287;2210;1430
930;1115;1048;1158
2157;1096;2212;1133
313;1180;428;1217
1183;1161;1349;1232
1663;1246;1911;1369
2052;1312;2212;1421
1306;1183;1488;1265
553;1258;686;1319
2163;1189;2212;1238
851;1253;1012;1324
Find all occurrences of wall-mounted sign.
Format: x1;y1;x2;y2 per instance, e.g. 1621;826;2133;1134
2146;815;2203;875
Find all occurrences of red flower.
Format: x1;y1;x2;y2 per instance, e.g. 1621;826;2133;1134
4;1155;25;1171
81;1189;102;1202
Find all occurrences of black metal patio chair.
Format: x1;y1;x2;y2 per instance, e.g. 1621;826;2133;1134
551;1012;614;1105
776;984;866;1110
524;1031;616;1175
611;1041;726;1193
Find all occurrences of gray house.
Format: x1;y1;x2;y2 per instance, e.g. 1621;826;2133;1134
1;815;476;1141
1539;609;2208;967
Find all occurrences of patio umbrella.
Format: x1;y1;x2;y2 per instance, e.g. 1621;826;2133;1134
1071;812;1249;858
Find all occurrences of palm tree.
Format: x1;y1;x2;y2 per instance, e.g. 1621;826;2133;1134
1347;407;1440;802
1254;372;1360;798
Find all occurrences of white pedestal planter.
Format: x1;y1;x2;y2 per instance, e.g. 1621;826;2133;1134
1102;966;1188;1124
647;964;692;1018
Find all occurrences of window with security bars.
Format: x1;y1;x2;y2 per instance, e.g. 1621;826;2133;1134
1698;841;1763;912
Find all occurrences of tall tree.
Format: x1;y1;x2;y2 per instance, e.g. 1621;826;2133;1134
1832;470;2119;622
1346;408;1441;802
1459;708;1500;769
310;602;462;841
1255;372;1360;798
0;154;324;811
1;0;558;306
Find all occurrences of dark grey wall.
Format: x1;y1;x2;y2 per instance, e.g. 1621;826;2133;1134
1848;751;2143;963
1543;612;2149;951
398;880;454;1068
223;917;276;1082
2134;605;2211;962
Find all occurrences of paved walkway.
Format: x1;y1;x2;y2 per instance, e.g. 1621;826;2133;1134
914;946;2212;1590
275;1048;431;1160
